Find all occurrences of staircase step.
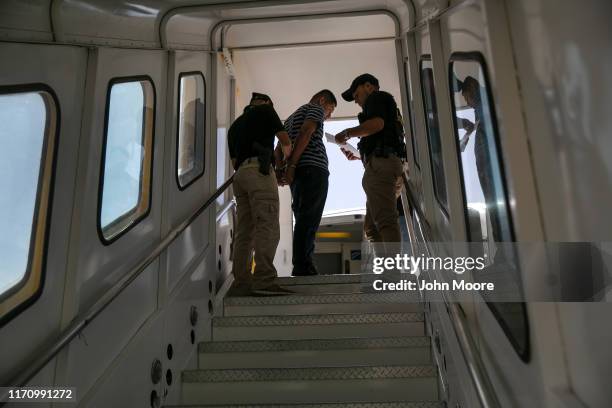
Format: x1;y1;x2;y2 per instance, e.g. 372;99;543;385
168;403;445;408
274;274;365;286
224;292;422;316
274;273;418;287
212;313;425;341
180;365;438;405
279;282;369;294
198;337;431;369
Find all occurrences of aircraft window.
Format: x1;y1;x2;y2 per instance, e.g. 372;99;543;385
419;57;448;215
216;127;228;205
177;73;206;189
99;78;155;243
0;86;58;322
449;53;529;361
404;63;420;169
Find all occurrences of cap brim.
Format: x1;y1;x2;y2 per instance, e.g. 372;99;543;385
341;88;354;102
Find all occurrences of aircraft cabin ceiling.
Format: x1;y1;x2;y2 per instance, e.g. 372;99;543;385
0;0;452;120
0;0;453;49
217;14;396;49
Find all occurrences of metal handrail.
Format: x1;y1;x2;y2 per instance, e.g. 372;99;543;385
4;176;234;392
401;173;501;408
216;198;236;223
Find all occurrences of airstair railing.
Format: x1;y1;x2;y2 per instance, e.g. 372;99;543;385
216;197;236;223
402;173;501;408
3;176;235;397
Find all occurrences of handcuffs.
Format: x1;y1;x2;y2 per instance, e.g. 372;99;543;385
274;141;296;183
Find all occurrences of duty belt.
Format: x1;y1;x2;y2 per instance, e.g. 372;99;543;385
239;157;273;174
238;156;260;169
361;147;399;164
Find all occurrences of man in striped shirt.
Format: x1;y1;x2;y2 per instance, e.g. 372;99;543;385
277;90;337;276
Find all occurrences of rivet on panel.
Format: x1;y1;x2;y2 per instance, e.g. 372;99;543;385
151;359;162;384
150;390;160;408
189;305;198;327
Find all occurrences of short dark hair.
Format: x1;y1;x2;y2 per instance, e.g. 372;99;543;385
310;89;337;106
461;76;479;95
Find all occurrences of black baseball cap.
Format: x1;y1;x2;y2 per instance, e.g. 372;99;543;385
250;92;273;105
341;73;379;101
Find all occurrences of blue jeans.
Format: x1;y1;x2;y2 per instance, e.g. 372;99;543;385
290;166;329;273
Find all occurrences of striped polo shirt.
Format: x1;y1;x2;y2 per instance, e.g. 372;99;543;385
284;103;328;172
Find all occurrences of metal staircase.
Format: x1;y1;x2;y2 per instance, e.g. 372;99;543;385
167;274;445;407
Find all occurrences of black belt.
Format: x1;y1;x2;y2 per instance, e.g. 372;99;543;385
236;156;260;169
361;147;399;164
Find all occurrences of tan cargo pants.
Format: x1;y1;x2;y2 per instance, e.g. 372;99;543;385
231;159;280;290
362;155;404;243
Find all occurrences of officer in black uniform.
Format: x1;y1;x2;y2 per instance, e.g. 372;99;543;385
336;74;407;243
227;92;293;296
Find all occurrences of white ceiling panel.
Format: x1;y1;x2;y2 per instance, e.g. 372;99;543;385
164;0;413;50
232;40;402;120
224;14;396;49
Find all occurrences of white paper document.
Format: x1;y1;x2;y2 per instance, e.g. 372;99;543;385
324;132;360;158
